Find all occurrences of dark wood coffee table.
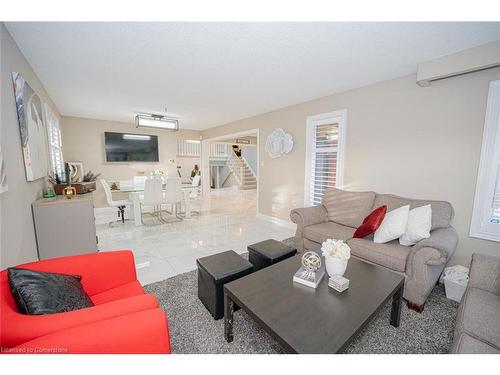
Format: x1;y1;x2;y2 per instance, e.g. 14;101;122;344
223;255;404;353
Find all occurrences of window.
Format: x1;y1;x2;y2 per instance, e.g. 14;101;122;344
470;80;500;242
304;109;346;206
491;161;500;223
44;104;64;179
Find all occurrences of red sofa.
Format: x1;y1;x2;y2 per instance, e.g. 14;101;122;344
0;250;170;354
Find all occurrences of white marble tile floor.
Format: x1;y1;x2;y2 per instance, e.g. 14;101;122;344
95;189;295;285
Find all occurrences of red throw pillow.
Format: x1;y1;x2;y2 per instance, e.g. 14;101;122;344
353;205;388;238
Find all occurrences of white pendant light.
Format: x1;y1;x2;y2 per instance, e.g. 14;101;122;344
135;113;179;131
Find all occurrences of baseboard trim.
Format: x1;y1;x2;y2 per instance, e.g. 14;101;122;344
256;213;297;230
94;206;127;214
94;207;111;212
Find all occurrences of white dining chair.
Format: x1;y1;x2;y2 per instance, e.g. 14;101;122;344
190;175;201;198
133;175;148;190
140;177;164;225
187;174;202;216
118;180;134;191
100;179;132;226
163;177;183;222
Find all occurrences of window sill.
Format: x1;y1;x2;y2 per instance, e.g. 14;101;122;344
469;230;500;243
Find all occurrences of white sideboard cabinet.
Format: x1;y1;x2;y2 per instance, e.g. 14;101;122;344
32;195;98;260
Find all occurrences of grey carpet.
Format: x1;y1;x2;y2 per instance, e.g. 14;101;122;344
145;239;459;354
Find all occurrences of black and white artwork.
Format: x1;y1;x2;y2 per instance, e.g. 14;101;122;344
0;145;7;193
12;72;48;181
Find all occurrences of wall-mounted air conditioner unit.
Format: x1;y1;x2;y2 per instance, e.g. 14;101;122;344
417;40;500;87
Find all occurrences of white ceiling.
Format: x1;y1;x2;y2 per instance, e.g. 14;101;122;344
6;22;500;130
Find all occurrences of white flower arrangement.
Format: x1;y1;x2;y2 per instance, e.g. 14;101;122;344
153;169;164;176
321;238;351;261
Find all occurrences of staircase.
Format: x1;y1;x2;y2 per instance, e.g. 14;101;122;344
226;151;257;190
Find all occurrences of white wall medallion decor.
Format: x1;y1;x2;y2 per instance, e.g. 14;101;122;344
265;128;293;158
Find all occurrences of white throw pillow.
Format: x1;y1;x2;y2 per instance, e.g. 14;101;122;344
399;205;432;246
374;205;410;243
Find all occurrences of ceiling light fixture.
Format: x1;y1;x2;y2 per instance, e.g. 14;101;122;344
123;134;151;141
135;113;179;131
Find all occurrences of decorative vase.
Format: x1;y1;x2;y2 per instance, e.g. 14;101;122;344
325;256;348;277
62;185;76;199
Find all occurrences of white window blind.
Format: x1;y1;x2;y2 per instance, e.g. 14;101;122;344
305;110;346;207
470;80;500;242
310;123;339;205
44;104;64;179
489;160;500;224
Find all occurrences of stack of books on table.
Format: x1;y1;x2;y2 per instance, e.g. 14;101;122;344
293;267;325;288
328;274;349;292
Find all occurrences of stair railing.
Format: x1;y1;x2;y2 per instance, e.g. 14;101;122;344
239;165;245;186
209;143;229;157
239;154;257;180
228;148;245;187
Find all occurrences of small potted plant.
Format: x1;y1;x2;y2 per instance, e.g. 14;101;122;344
321;239;351;277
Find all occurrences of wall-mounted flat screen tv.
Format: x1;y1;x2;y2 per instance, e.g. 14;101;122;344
104;132;159;162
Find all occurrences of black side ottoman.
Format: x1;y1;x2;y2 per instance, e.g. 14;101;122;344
248;239;297;271
196;250;253;320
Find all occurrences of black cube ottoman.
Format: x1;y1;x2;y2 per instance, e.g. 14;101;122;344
196;250;253;320
248;239;297;271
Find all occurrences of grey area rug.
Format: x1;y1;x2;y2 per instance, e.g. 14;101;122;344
145;240;459;354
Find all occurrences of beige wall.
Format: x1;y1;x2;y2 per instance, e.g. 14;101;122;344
202;67;500;266
61;116;201;207
2;21;498;268
0;24;63;268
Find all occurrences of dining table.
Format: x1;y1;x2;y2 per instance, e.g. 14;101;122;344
111;182;196;226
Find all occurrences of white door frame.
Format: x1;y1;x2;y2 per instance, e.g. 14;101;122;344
304;109;347;207
470;80;500;242
201;128;260;212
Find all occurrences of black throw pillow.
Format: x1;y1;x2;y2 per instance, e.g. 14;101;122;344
8;267;94;315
